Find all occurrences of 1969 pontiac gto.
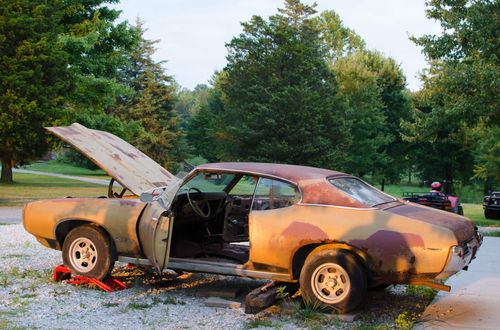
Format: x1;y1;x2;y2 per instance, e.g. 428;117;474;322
23;123;482;313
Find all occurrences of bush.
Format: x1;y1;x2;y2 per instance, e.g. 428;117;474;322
454;184;484;203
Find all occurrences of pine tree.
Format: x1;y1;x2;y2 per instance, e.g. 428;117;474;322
220;0;348;168
113;19;181;171
0;0;71;183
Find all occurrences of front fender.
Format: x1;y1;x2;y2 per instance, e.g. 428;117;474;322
23;198;146;256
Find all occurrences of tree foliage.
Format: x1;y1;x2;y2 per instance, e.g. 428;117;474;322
112;19;181;171
217;0;348;168
406;0;499;188
0;1;183;181
0;0;71;182
181;0;411;183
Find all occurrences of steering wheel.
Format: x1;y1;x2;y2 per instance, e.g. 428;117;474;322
186;187;211;218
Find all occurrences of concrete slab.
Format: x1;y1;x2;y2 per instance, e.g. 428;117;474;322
196;288;241;298
417;237;500;329
0;207;22;224
204;297;241;309
335;313;360;322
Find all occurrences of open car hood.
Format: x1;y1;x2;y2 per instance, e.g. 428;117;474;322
46;123;181;196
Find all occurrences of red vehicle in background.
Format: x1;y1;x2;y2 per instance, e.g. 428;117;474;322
403;181;464;215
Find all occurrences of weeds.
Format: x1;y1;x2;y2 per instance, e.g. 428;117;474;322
0;276;8;288
0;254;29;259
103;302;120;308
243;318;275;329
406;285;437;301
19;293;37;299
160;296;186;305
127;301;152;310
395;311;418;330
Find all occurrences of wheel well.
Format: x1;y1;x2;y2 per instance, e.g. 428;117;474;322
291;243;371;280
55;220;115;254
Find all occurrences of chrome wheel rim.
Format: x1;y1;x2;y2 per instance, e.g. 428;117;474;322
310;262;350;304
68;237;98;273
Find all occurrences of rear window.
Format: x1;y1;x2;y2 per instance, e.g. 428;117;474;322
329;177;395;207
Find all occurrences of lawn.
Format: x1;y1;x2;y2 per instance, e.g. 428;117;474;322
383;184;428;198
23;160;109;179
461;203;500;227
0;173;106;207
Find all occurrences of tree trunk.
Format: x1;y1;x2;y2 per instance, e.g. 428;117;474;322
380;178;385;191
1;157;13;183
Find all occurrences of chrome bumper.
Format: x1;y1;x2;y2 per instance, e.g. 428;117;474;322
436;231;483;280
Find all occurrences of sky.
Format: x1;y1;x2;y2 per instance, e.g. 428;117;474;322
115;0;443;91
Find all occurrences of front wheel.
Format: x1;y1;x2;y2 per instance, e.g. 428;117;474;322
299;249;367;313
62;225;115;280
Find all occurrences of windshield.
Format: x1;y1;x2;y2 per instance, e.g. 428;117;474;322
180;172;236;193
329;177;396;207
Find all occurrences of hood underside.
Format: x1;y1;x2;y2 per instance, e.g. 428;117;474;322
46;123;180;196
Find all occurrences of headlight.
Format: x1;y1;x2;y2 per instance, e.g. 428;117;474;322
451;246;464;258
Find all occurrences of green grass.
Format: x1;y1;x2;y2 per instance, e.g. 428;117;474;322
483;231;500;237
383;184;499;227
462;203;500;227
0;172;106;206
23;160;109;179
383;184;427;198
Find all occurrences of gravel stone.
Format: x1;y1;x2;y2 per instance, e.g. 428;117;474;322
0;224;435;329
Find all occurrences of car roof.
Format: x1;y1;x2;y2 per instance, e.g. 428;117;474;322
195;162;365;207
196;162;347;183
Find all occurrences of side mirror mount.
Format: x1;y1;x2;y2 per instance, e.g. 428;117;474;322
140;192;154;202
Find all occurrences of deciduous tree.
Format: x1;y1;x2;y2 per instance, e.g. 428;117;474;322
219;0;348;168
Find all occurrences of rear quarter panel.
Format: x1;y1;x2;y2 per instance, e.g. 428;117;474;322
23;198;146;256
249;204;457;278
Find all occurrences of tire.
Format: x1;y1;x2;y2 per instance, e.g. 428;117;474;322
299;249;367;313
62;225;115;280
458;205;464;216
370;283;390;291
485;209;500;220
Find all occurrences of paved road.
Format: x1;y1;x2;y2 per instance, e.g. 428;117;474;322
13;168;111;186
0;207;22;224
417;237;500;329
1;170;114;225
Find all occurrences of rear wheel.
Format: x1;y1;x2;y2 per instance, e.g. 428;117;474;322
299;249;367;313
62;225;115;280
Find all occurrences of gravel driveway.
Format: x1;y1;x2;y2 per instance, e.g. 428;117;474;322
0;224;436;329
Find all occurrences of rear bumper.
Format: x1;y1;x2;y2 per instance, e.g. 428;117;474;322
436;231;483;280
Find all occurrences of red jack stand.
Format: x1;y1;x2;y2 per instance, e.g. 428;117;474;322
53;265;127;292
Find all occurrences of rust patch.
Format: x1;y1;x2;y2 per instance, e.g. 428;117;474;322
119;200;138;207
281;221;329;241
350;230;424;256
45;123;180;196
386;203;474;242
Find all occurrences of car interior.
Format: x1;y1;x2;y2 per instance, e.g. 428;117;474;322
168;172;299;265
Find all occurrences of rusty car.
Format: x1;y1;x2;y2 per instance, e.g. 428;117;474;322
23;123;482;313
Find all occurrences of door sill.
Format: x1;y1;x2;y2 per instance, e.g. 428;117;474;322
168;257;291;281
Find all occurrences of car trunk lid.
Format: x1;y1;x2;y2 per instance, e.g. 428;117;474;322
46;123;181;196
384;202;474;242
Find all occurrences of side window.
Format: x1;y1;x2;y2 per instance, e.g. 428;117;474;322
228;175;258;197
252;178;300;211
